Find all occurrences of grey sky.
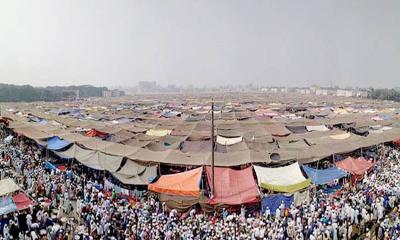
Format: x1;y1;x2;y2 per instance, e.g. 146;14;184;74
0;0;399;88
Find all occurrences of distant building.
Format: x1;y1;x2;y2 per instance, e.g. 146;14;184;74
138;81;157;93
61;89;79;100
354;90;368;98
315;89;328;96
336;89;353;97
309;85;319;94
102;89;125;98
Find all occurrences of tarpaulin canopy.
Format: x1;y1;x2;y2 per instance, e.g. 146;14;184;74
335;157;374;179
86;129;108;138
286;125;308;134
254;162;311;193
53;144;123;171
13;126;53;140
261;194;293;215
180;140;211;153
306;125;330;132
0;179;21;196
46;136;72;150
302;165;348;185
111;160;158;185
148;167;202;197
329;132;351;140
205;166;259;205
264;125;291;137
146;129;172;137
12;192;34;211
216;136;243;146
0;196;17;215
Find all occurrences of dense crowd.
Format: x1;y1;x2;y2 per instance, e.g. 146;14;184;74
0;133;400;239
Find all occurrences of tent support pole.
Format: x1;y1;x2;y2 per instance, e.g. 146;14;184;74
211;99;215;196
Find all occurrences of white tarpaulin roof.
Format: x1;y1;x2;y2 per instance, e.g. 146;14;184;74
0;179;21;196
253;162;309;191
216;136;243;146
306;125;330;132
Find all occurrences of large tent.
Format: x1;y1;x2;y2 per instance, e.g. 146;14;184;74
335;157;374;180
205;166;259;205
253;162;311;193
302;165;348;185
148;167;202;197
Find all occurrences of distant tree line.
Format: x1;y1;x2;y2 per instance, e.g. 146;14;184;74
368;88;400;102
0;84;107;102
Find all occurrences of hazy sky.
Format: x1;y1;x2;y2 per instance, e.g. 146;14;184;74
0;0;399;88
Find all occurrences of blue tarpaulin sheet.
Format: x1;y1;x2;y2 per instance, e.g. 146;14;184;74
46;137;71;150
0;196;17;215
261;195;293;215
44;161;58;171
323;184;342;194
302;165;348;185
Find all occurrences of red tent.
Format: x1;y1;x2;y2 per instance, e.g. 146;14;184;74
12;192;34;211
394;138;400;147
335;157;374;181
86;129;108;138
205;166;259;205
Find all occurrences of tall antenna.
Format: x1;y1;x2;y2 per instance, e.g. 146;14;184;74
211;98;215;196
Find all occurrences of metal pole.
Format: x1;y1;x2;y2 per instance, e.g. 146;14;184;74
211;99;215;196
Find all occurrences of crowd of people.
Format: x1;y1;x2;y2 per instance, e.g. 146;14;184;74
0;131;400;239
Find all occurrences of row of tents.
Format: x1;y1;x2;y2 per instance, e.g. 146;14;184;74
147;157;373;206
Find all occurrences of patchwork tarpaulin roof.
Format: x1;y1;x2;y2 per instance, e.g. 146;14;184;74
302;165;348;185
148;167;202;197
53;144;123;171
13;126;53;140
335;157;374;177
205;166;259;205
254;162;311;193
180;140;212;153
46;136;72;150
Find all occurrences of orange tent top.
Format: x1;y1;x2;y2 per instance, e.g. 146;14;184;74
394;138;400;146
206;166;259;205
86;129;108;138
148;167;202;197
335;157;374;180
